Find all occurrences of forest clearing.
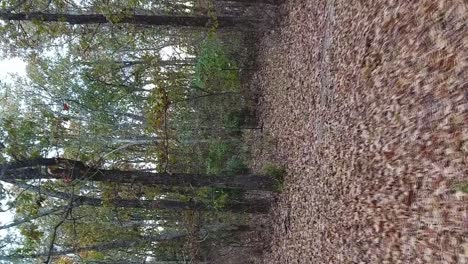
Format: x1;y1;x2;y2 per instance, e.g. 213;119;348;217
0;0;467;263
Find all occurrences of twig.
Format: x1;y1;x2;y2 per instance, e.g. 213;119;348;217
43;205;72;263
163;108;169;173
81;23;102;55
0;206;65;230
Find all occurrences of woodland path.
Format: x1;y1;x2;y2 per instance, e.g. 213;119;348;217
251;0;468;263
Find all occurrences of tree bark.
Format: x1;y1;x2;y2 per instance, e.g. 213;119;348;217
117;59;197;67
217;0;278;4
110;137;209;145
10;181;271;214
0;11;258;29
0;158;277;191
0;234;185;261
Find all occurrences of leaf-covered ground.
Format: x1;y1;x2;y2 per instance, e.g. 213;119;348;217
251;0;468;263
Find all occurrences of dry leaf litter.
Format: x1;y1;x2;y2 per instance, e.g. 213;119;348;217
249;0;468;263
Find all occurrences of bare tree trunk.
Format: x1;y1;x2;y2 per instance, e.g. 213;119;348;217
10;181;271;214
217;0;278;4
110;137;209;145
0;234;186;261
0;158;277;191
0;11;258;29
117;59;197;67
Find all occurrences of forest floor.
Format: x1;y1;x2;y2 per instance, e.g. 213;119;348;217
249;0;468;263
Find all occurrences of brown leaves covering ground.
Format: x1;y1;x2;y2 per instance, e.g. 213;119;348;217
250;0;468;263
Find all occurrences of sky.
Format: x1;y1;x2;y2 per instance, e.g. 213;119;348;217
0;57;27;241
0;57;26;81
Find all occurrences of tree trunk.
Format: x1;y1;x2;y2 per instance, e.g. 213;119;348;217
0;234;185;261
87;261;208;264
10;181;271;214
118;59;197;67
0;158;277;191
110;137;209;145
217;0;278;4
0;11;258;29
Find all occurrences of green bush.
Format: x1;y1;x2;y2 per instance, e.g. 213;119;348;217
225;156;249;175
193;34;240;92
195;187;244;210
223;110;244;136
206;141;231;175
262;163;286;191
206;140;248;176
223;109;256;136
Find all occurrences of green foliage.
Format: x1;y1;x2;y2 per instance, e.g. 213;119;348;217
17;223;43;254
101;182;119;207
223;110;244;134
79;250;106;261
197;138;250;210
2;116;47;159
196;187;229;210
206;140;247;175
54;256;75;264
225;156;249;175
223;109;256;135
60;206;141;248
206;141;229;174
146;86;168;130
195;187;244;210
14;192;41;217
193;34;240;92
262;163;286;191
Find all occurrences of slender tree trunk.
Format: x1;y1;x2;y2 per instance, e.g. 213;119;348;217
110;138;161;145
110;137;209;145
118;59;197;67
0;158;277;191
0;234;185;261
0;11;258;28
87;261;208;264
104;169;275;191
217;0;277;4
10;181;271;214
172;91;242;104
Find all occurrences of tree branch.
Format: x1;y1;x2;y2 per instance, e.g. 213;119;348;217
0;206;65;230
44;207;71;264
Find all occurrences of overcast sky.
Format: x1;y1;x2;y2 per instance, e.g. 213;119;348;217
0;57;27;240
0;57;26;81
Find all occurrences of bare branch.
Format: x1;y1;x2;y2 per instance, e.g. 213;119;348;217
0;206;65;230
44;207;71;264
